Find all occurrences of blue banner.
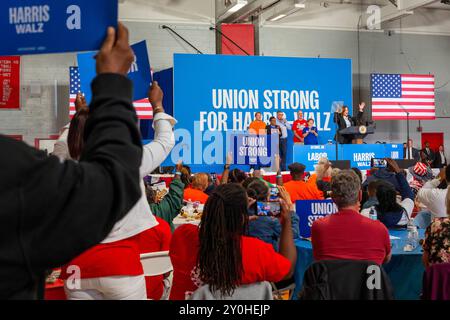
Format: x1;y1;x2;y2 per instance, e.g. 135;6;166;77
296;200;338;238
292;144;337;171
170;54;352;171
77;40;152;104
293;143;404;171
231;134;276;166
0;0;117;56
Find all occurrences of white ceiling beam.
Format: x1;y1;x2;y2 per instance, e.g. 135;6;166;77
397;0;439;11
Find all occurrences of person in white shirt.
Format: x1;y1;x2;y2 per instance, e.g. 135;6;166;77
361;159;415;228
416;165;450;219
63;81;176;300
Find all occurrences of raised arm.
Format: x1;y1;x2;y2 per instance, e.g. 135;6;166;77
140;81;176;177
221;152;233;185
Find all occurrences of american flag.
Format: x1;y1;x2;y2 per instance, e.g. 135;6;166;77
69;67;153;120
69;66;80;118
371;73;435;120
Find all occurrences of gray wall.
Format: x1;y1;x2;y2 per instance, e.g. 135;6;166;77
3;20;450;153
0;22;214;145
260;26;450;151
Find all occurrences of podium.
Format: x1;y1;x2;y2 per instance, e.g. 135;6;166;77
339;125;375;144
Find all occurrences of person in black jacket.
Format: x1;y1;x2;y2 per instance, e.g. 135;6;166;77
0;23;143;299
335;103;365;144
421;141;435;167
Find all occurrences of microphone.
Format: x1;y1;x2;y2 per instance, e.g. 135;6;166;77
161;25;204;54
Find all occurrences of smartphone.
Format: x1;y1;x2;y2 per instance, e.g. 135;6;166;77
269;187;279;201
372;158;387;169
256;201;281;217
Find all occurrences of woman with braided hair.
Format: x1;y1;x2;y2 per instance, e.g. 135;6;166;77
169;183;297;299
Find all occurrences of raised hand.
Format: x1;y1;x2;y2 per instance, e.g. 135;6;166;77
226;152;233;166
148;81;164;113
96;22;135;76
75;92;88;112
386;158;401;174
359;102;366;112
176;159;183;173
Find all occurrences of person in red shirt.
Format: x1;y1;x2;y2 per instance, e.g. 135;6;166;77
311;170;392;266
169;183;297;300
292;111;308;144
283;163;324;202
183;173;209;204
133;217;172;300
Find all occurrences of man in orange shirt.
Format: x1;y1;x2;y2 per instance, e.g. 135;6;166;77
183;173;209;204
284;163;324;202
248;112;267;135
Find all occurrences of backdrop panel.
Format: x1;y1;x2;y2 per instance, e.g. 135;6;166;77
170;54;353;172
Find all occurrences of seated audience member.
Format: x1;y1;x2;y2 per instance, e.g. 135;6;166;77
363;165;402;193
52;92;88;160
302;119;319;145
362;180;380;210
314;159;333;199
169;184;297;300
62;73;176;300
284;163;324;202
245;180;300;249
221;152;248;185
417;165;450;219
422;188;450;267
179;165;192;189
361;159;414;228
312;170;391;266
204;173;218;195
132;217;172;300
242;177;261;189
183;173;209;204
408;162;434;196
146;162;185;232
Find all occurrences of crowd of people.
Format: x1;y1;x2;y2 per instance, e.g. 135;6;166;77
1;23;450;301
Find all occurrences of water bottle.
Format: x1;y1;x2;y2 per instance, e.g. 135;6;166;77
406;219;419;250
369;207;378;221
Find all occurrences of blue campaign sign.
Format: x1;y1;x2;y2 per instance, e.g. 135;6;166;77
231;134;275;166
296;200;338;238
339;143;403;170
384;143;404;160
77;40;152;104
171;54;352;170
0;0;117;56
293;144;337;171
339;144;387;170
292;143;404;171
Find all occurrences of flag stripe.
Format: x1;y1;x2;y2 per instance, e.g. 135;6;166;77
401;74;434;78
401;84;434;89
372;106;435;110
373;109;435;113
373;116;436;120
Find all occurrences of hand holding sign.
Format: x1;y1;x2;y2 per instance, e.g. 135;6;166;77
96;23;134;76
75;92;88;112
148;81;164;113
